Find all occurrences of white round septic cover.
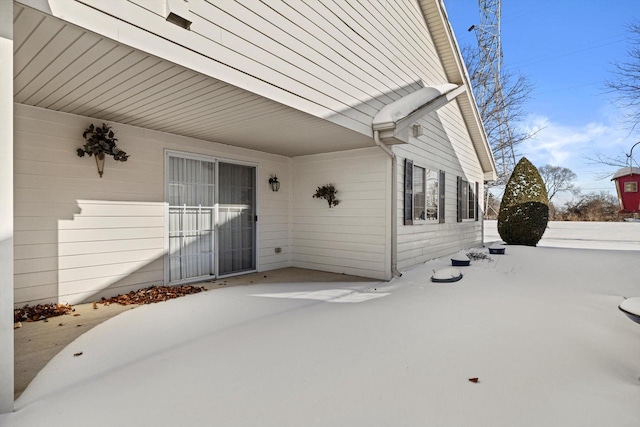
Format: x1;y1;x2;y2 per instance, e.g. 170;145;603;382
431;267;463;282
619;297;640;317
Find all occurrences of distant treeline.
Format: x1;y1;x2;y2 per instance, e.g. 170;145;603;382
486;191;629;222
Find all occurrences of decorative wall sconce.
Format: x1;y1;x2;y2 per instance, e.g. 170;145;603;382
269;175;281;192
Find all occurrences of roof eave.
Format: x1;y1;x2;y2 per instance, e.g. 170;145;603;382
418;0;497;181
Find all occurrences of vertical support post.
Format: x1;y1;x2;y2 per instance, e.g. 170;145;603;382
0;0;14;413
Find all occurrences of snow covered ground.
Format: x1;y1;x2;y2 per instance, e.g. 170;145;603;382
2;221;640;426
485;220;640;251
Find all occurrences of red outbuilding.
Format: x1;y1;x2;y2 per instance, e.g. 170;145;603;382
612;167;640;213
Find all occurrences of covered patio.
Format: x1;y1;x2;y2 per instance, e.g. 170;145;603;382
4;2;387;411
13;267;375;399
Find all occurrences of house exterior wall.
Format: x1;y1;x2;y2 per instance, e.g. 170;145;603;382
11;0;493;290
395;103;484;270
23;0;449;138
0;0;14;413
291;148;391;280
14;104;291;305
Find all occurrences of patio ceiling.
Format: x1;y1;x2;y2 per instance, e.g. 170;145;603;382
13;4;374;157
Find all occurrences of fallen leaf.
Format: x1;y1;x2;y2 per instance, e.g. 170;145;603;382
468;378;479;383
14;302;74;322
93;302;98;310
14;322;22;329
73;352;83;357
95;284;206;306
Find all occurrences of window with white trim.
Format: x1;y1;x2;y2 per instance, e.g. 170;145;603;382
412;165;439;222
467;181;475;220
404;159;444;225
458;178;477;221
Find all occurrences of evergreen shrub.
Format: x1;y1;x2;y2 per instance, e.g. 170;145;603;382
498;157;549;246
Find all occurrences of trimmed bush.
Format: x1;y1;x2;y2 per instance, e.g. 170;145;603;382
498;157;549;246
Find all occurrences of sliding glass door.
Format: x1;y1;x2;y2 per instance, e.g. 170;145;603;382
167;156;216;282
167;154;256;283
218;162;256;276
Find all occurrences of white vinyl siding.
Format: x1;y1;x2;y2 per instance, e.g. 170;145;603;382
291;148;391;280
395;105;484;271
42;0;449;138
13;104;290;305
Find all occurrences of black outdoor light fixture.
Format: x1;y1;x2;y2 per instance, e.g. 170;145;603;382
269;175;280;192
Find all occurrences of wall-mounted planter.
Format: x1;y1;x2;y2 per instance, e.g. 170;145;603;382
313;184;340;208
77;123;129;178
94;153;105;178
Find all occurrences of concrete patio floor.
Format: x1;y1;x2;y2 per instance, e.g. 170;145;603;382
13;268;373;399
5;242;640;427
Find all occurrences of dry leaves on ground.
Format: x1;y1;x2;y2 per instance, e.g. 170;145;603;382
97;285;206;306
14;303;75;323
14;285;206;325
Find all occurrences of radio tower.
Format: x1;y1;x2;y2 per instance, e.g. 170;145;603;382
468;0;516;183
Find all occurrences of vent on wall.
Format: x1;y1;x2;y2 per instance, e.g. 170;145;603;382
165;0;192;30
166;12;191;29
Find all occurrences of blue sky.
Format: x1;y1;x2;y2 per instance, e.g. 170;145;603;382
443;0;640;204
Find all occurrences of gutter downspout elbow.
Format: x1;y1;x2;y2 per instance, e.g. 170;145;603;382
374;130;402;278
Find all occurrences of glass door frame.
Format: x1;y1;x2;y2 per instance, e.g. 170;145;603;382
164;150;259;285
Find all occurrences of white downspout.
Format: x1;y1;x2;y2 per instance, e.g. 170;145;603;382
374;130;402;278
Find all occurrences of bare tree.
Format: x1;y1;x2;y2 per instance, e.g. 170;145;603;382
607;22;640;131
588;21;640;174
462;45;540;184
538;165;580;201
484;192;501;220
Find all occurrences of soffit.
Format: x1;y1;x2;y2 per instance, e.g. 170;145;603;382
13;4;373;157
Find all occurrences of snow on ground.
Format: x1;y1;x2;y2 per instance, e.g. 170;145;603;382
2;222;640;426
485;220;640;251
